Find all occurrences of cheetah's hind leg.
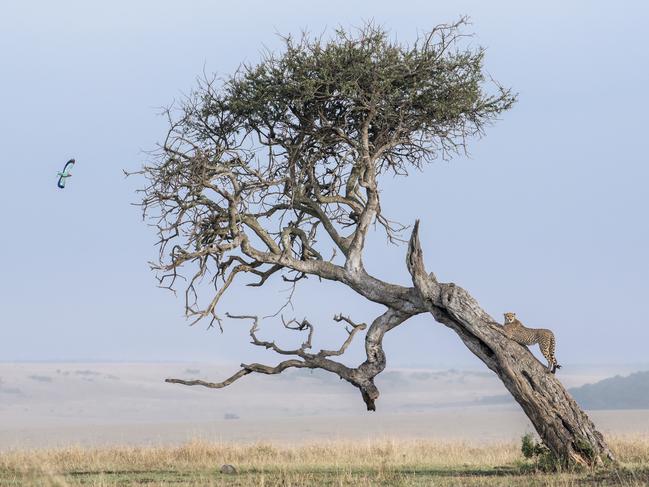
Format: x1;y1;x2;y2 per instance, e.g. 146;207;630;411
551;363;562;374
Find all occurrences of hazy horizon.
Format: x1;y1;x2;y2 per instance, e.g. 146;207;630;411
2;361;647;450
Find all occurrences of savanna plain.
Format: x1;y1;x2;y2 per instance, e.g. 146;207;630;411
2;363;648;486
2;437;649;486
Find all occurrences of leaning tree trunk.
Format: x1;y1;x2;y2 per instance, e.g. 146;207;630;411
406;221;615;467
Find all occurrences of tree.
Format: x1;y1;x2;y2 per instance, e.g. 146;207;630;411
136;20;614;466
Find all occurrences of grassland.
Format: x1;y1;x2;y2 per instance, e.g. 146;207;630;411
1;437;648;486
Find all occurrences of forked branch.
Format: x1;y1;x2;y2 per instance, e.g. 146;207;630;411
165;312;369;392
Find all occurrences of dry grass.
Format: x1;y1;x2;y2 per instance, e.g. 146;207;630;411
0;436;648;486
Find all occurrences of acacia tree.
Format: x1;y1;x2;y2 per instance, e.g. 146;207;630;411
137;21;614;466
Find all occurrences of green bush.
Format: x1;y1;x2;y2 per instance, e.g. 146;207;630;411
521;433;548;459
520;434;561;472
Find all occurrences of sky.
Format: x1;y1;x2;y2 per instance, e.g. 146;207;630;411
0;0;647;370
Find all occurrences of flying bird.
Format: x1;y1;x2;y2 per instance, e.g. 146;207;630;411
57;158;75;189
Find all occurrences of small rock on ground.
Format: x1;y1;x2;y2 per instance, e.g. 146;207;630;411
220;464;237;474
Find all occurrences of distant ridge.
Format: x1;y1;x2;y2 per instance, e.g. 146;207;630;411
570;371;649;410
478;371;649;410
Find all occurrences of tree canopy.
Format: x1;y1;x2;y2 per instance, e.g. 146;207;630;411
138;19;514;328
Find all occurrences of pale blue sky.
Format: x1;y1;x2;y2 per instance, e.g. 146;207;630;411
0;0;647;368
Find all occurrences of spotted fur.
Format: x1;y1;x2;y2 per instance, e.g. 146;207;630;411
503;312;561;374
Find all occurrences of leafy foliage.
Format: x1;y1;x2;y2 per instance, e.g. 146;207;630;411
520;434;560;471
521;433;550;459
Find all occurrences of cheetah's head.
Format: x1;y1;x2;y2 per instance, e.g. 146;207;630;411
503;312;516;323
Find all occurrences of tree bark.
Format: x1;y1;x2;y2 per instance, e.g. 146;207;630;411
406;220;615;466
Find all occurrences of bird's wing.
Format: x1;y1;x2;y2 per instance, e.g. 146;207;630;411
62;159;75;173
57;176;66;189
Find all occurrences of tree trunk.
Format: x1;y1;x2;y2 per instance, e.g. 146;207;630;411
406;221;615;466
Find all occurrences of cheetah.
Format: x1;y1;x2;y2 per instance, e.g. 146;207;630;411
502;312;561;374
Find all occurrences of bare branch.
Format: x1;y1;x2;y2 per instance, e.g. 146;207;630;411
165;359;307;388
318;314;367;357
